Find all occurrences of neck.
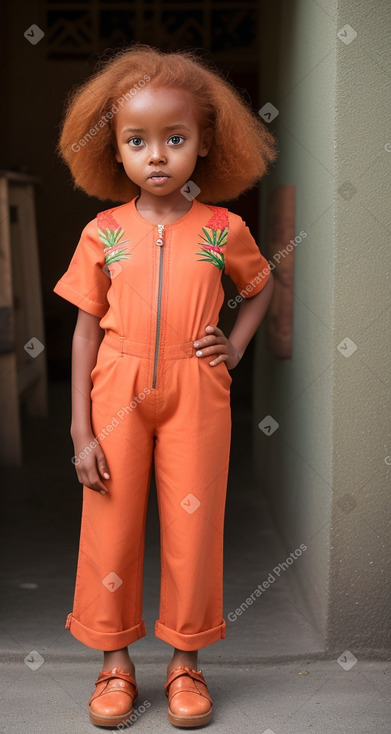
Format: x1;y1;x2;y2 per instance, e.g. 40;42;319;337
135;189;194;220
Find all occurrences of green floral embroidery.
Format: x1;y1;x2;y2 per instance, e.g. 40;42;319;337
97;211;130;265
196;207;229;270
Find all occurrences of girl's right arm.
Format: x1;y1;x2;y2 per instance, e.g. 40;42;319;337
70;308;110;494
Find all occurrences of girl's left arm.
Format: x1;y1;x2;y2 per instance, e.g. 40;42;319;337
194;274;274;370
228;273;274;363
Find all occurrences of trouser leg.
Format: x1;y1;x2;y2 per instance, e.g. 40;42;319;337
67;348;155;651
153;356;232;650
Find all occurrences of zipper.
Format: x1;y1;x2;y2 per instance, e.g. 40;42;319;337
152;224;165;388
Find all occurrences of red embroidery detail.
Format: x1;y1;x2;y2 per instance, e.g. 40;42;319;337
205;206;229;231
97;211;121;231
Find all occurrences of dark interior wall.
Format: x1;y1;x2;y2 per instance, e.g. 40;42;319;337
1;0;265;398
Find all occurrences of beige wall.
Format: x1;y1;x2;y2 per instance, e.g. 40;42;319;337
255;0;391;655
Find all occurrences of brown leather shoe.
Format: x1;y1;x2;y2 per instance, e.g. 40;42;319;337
164;665;213;727
88;666;138;727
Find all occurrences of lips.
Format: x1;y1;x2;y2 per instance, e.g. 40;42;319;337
148;171;170;186
149;171;169;177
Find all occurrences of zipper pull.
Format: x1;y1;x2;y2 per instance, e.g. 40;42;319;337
156;224;165;246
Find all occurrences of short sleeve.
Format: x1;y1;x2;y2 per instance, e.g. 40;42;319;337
53;218;110;317
225;213;271;298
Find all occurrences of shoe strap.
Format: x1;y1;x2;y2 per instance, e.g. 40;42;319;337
164;665;206;697
95;667;137;692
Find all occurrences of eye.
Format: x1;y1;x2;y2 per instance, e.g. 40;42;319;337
168;135;184;146
128;137;144;147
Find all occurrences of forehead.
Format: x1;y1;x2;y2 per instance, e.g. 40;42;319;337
114;86;198;131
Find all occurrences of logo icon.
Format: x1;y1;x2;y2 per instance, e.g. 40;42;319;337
181;181;201;201
258;416;279;436
24;650;44;671
258;103;279;123
337;25;357;45
102;572;123;592
24;25;45;45
24;337;45;358
180;493;201;514
337;650;358;671
337;337;357;358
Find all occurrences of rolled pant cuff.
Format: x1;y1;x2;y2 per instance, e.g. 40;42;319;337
154;619;226;650
65;613;146;651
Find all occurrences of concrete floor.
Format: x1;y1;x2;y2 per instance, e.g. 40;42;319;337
1;381;390;733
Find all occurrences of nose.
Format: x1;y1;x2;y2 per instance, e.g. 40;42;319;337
147;141;166;165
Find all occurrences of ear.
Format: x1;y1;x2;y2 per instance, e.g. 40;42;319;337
198;131;212;158
110;122;122;162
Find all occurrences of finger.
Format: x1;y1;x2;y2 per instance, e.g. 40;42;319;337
97;456;110;480
94;447;110;486
204;324;224;340
195;346;226;359
87;477;109;494
194;337;216;349
77;467;108;495
209;355;228;366
92;460;109;493
205;324;222;334
193;325;220;347
194;334;224;349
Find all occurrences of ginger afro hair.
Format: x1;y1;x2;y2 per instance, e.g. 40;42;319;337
58;44;278;203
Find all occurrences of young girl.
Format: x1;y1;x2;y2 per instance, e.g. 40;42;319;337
53;43;277;729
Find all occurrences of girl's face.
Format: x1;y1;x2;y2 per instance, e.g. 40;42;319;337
113;86;210;200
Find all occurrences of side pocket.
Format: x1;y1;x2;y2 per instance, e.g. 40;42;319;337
216;360;233;388
90;340;120;397
89;340;104;388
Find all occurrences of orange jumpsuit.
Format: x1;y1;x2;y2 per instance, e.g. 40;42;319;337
53;195;271;652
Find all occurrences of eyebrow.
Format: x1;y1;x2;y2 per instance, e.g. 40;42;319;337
121;124;191;133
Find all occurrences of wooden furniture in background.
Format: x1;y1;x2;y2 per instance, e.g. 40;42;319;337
0;171;48;465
